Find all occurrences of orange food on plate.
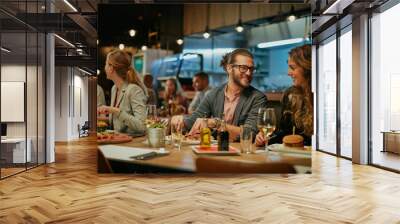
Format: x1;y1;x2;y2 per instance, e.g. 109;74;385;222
282;134;304;148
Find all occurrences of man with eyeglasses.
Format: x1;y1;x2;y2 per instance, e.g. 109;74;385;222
171;48;267;141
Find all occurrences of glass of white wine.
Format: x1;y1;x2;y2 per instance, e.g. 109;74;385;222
257;107;277;150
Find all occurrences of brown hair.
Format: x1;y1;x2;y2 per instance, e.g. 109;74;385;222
220;48;254;71
106;49;147;93
193;71;209;81
289;44;313;136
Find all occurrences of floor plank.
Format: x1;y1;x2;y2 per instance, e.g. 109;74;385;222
0;137;399;223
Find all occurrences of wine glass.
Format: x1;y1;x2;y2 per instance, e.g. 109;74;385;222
146;104;157;128
257;107;277;150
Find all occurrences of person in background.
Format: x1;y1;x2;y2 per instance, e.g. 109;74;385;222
171;48;267;140
97;49;148;135
256;44;313;146
188;72;212;114
162;78;188;115
143;73;158;106
97;84;106;107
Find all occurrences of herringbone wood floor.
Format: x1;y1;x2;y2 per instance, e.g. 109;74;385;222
0;137;400;224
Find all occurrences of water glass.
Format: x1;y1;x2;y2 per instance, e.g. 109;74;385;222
171;124;183;150
240;125;254;154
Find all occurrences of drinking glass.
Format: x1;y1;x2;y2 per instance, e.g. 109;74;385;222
240;125;253;154
257;107;277;150
146;104;157;128
171;124;183;150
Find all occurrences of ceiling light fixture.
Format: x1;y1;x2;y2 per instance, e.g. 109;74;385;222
176;39;184;45
54;34;75;48
141;45;148;51
1;47;11;53
203;30;210;39
235;20;244;33
287;6;296;22
119;43;125;50
257;38;304;49
235;4;244;33
129;29;136;37
63;0;78;12
203;4;211;39
97;69;100;75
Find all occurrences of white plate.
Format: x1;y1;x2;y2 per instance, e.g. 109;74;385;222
267;144;311;155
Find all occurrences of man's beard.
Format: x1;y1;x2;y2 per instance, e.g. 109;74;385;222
232;71;252;88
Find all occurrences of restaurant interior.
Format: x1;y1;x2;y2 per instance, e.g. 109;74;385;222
0;0;399;222
96;3;312;173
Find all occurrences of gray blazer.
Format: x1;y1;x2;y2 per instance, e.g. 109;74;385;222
183;83;268;138
110;82;147;135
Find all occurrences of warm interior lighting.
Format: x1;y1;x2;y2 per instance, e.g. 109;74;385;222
176;39;184;45
235;25;244;33
257;38;304;48
129;29;136;37
119;44;125;50
63;0;78;12
141;45;148;51
287;6;296;22
97;69;100;75
203;31;210;39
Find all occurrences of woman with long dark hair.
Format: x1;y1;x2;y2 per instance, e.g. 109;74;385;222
256;44;313;146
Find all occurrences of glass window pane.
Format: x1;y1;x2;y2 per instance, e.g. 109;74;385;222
1;11;28;177
317;37;337;154
340;28;352;158
371;3;400;171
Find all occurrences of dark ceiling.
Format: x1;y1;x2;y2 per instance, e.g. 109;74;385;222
98;4;183;52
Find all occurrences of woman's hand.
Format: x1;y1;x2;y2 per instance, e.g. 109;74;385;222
255;131;267;146
97;106;120;115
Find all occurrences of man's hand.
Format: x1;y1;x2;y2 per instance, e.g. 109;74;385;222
188;118;217;136
171;115;184;131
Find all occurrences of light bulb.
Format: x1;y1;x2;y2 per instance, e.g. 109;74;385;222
97;69;100;75
287;15;296;22
141;45;148;51
235;25;244;33
203;32;210;39
176;39;184;45
119;43;125;50
129;29;136;37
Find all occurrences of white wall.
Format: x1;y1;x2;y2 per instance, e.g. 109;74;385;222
54;67;89;141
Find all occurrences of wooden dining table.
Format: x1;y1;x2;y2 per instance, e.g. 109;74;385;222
97;136;312;173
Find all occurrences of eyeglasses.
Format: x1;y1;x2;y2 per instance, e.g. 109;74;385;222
231;64;256;73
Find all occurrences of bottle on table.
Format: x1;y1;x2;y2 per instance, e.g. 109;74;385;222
200;115;211;147
217;118;229;151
